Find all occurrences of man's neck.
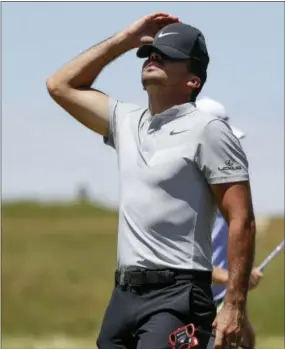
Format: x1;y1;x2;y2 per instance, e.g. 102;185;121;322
147;89;189;116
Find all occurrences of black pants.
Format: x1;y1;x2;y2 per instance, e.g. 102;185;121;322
97;270;216;349
205;298;224;349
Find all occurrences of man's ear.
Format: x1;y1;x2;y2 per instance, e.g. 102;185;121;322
186;75;201;90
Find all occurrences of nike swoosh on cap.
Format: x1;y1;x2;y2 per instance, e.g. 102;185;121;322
157;32;179;38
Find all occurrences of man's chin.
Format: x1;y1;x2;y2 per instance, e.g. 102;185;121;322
142;76;165;89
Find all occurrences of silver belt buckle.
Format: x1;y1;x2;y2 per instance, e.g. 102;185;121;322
119;267;127;286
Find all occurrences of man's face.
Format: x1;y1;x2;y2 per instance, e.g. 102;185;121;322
141;51;192;91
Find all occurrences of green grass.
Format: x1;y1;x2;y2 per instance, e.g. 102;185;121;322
2;201;117;338
2;201;284;346
247;217;284;337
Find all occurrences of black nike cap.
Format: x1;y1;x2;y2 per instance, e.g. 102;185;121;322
137;22;209;71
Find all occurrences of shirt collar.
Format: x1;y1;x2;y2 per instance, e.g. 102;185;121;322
151;102;196;121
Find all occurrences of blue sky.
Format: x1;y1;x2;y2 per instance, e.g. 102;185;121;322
2;2;284;215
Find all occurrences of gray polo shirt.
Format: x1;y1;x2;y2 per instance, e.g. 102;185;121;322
104;99;249;271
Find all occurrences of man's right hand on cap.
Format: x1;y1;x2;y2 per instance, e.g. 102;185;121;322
125;12;179;48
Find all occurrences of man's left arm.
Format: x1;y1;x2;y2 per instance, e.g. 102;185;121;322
195;119;256;348
211;180;255;306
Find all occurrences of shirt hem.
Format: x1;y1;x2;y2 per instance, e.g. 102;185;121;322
208;174;249;184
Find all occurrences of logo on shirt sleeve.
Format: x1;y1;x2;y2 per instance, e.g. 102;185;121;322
218;159;242;171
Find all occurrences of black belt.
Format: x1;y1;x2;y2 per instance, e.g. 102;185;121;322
115;268;211;287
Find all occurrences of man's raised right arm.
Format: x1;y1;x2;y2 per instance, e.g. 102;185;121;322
46;32;137;136
46;13;179;136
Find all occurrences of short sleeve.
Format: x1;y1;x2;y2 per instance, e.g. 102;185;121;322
103;98;119;149
195;119;249;184
103;97;144;150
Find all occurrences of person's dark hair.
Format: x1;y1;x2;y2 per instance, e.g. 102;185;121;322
187;58;207;102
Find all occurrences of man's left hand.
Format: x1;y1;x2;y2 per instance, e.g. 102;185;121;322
212;302;245;349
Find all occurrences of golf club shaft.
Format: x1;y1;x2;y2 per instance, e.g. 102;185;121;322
216;239;285;302
258;240;284;271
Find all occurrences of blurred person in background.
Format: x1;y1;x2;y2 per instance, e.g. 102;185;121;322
196;97;264;349
47;12;256;349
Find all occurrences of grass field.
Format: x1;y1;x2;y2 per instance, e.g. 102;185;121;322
2;201;284;349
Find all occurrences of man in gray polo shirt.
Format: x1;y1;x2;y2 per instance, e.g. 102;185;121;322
47;12;256;349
